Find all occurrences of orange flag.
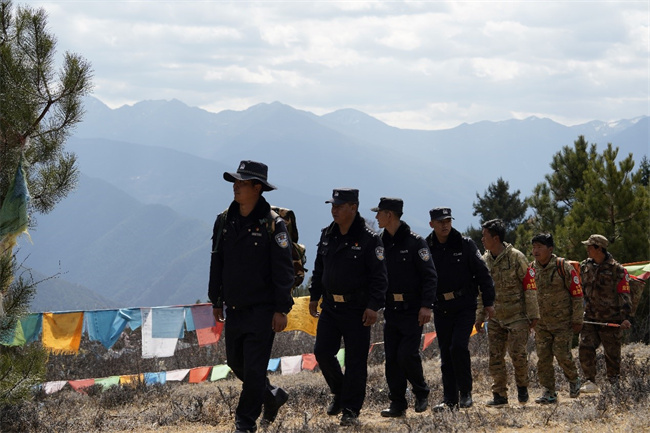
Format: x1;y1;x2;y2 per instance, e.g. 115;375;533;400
42;312;84;354
189;366;211;383
120;374;143;386
197;321;224;346
422;331;437;351
302;353;318;371
69;378;95;394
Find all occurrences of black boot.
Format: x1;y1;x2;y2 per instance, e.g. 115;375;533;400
485;393;508;407
517;386;529;404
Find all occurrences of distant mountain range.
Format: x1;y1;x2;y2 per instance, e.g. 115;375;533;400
19;97;648;311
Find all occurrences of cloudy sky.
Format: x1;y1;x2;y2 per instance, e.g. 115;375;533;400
25;0;649;130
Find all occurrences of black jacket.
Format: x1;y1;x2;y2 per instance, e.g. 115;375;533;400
426;227;494;311
382;222;438;311
208;196;294;314
310;213;388;311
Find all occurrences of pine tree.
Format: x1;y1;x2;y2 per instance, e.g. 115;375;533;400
639;155;650;187
545;135;596;209
468;177;528;248
562;144;649;263
0;0;93;405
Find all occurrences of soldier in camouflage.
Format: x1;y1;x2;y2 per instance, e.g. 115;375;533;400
530;233;584;404
476;219;539;407
578;234;632;394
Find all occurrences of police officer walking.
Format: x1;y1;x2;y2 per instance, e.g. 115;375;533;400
476;219;539;407
426;207;495;412
309;188;388;426
208;160;294;433
531;233;584;404
372;197;437;417
579;234;632;393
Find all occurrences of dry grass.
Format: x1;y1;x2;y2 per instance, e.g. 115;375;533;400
2;334;650;433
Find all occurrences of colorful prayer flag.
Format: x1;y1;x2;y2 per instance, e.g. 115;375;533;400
302;353;318;371
188;367;211;383
42;312;84;354
422;331;437;351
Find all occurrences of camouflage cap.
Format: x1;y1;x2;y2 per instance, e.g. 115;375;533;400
581;234;608;248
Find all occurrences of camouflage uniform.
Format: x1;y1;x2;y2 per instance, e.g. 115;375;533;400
478;243;539;398
579;253;632;381
533;255;584;392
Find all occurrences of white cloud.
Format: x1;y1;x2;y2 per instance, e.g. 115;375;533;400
28;0;649;130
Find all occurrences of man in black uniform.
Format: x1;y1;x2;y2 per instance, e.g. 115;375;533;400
426;207;495;411
372;197;438;417
309;188;388;426
209;160;294;433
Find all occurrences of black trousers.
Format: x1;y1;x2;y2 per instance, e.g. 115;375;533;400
225;305;283;431
314;303;371;414
384;308;430;409
433;305;475;404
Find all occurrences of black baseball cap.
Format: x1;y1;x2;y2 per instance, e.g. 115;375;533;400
371;197;403;213
325;188;359;205
429;207;454;221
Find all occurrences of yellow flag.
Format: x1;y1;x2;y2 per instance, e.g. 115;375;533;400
284;296;319;336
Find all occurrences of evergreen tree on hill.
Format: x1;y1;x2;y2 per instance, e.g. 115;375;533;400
0;0;93;405
465;177;527;250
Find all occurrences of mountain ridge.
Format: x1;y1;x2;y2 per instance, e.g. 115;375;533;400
19;97;647;308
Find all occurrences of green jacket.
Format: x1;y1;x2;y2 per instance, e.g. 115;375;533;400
580;253;632;323
478;243;539;325
533;255;584;330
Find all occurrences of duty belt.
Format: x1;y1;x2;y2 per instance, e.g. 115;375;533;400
388;293;416;302
437;290;464;302
326;293;355;303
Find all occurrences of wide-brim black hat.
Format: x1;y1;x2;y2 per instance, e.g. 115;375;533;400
224;160;276;192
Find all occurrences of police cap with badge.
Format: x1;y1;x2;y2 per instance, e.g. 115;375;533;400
326;188;359;204
371;197;403;213
429;207;454;221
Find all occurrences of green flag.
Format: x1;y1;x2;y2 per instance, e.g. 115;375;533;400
0;158;29;247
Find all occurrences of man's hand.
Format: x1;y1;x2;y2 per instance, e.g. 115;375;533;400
213;307;224;323
572;323;583;333
309;301;320;318
272;312;288;333
620;319;632;330
484;306;496;320
418;307;432;326
529;319;538;331
362;309;378;326
474;320;485;334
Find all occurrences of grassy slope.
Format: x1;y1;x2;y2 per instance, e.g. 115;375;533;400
2;336;649;432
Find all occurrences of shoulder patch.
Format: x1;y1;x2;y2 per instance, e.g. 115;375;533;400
617;269;631;294
375;246;385;261
275;232;289;249
523;266;537;291
418;248;431;261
